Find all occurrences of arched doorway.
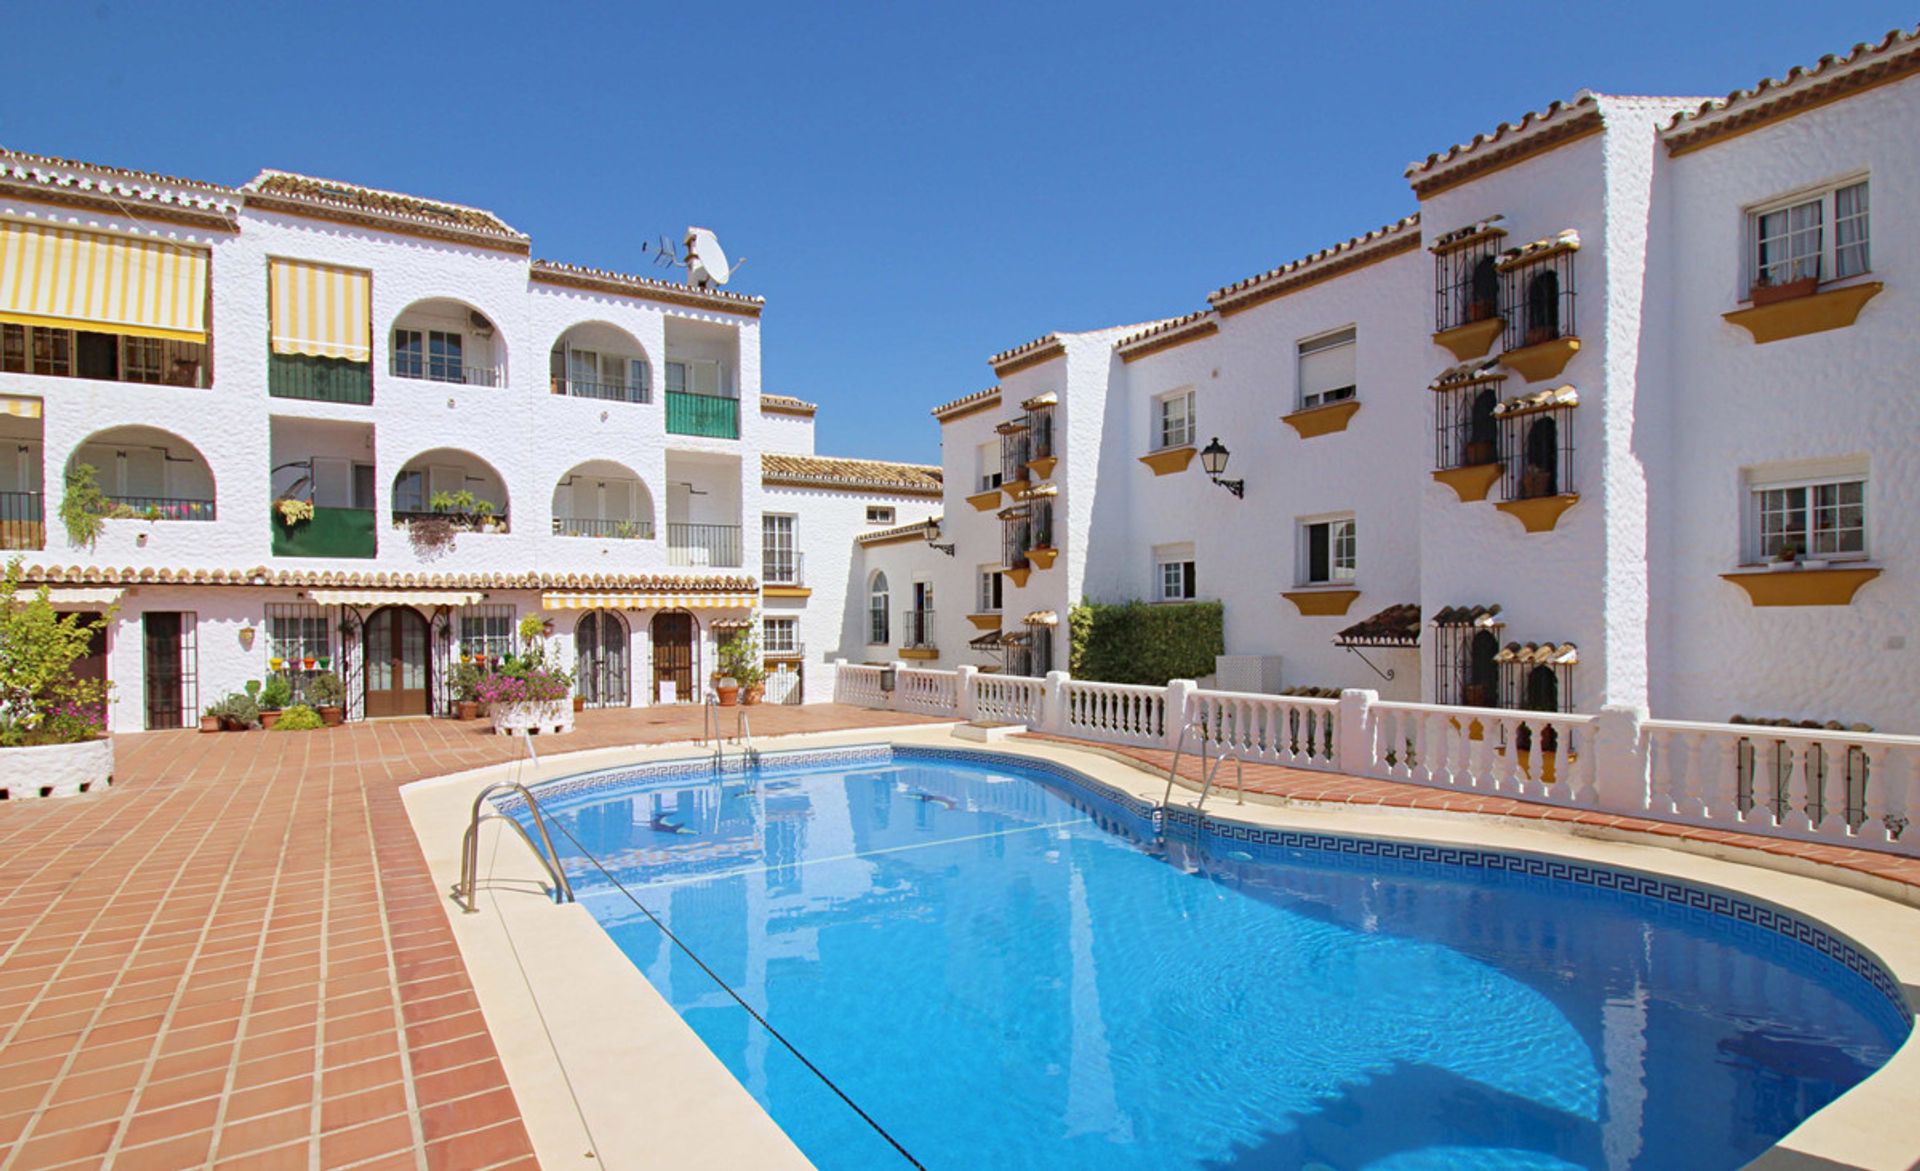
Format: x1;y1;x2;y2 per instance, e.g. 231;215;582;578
650;611;697;704
576;610;630;708
364;606;430;717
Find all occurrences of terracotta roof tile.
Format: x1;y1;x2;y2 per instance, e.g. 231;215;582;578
1115;311;1219;361
762;453;942;496
15;565;757;591
988;333;1066;374
1335;603;1422;647
244;169;525;240
1405;94;1604;196
858;518;940;546
1209;217;1421;315
759;394;817;415
0;150;240;228
931;386;1001;421
530;258;764;315
1663;25;1920;155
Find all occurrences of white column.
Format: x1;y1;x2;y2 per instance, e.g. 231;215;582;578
1337;689;1377;773
1040;670;1069;734
956;664;978;722
1165;679;1197;750
1591;703;1649;814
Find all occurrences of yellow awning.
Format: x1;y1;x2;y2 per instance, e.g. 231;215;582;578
0;221;209;343
44;587;123;609
269;258;371;362
0;395;41;419
541;591;757;611
309;589;483;607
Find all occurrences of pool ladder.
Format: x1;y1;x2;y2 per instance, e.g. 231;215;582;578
453;777;576;914
1160;721;1246;818
702;693;759;772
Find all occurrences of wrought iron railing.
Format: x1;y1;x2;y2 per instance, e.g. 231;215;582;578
107;495;215;521
552;516;653;539
393;510;509;533
667;523;742;567
763;550;804;586
0;490;45;550
390;357;505;387
552;376;651;403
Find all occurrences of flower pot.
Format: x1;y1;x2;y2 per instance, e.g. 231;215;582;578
269;658;285;671
318;705;344;727
303;658;317;671
221;716;245;732
200;715;222;734
456;700;479;721
716;685;740;707
260;710;282;729
1750;276;1818;306
1463;441;1497;467
572;696;585;714
1523;325;1557;348
317;657;331;671
743;685;764;706
1466;299;1498;323
1768;559;1800;572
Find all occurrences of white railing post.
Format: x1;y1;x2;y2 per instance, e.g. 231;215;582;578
1165;679;1197;751
1591;704;1649;814
956;665;978;722
888;661;907;713
1337;689;1377;773
1040;671;1069;734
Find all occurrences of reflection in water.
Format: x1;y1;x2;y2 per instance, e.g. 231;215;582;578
535;756;1904;1171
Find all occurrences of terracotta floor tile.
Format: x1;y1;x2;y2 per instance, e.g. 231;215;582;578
214;1105;312;1160
118;1095;222;1149
422;1118;534;1171
316;1113;416;1168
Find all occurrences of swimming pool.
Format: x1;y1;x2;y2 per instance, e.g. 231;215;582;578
519;745;1909;1170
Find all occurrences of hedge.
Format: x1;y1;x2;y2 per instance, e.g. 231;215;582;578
1067;599;1223;685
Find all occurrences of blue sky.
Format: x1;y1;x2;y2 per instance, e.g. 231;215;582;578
4;1;1910;464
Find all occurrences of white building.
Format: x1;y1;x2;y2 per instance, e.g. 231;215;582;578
879;26;1920;733
0;154;936;728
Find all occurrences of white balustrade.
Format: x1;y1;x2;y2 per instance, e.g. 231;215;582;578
1190;690;1340;768
1062;680;1168;748
835;664;888;709
974;674;1045;725
896;667;961;716
1363;701;1595;804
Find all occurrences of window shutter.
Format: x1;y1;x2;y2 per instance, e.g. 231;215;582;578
1299;330;1357;403
1308;523;1330;582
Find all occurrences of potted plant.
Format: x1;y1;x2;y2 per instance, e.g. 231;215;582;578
217;692;260;731
302;656;317;671
714;675;740;706
257;674;293;729
307;670;346;726
275;498;314;527
477;664;575;736
1750;269;1819;306
450;662;484;720
268;704;325;732
1770;542;1801;571
719;627;766;705
1463;440;1497;467
199;703;223;733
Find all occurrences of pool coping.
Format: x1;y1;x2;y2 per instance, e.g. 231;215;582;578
399;725;1920;1171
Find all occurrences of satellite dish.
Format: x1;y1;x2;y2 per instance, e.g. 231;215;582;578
684;226;736;287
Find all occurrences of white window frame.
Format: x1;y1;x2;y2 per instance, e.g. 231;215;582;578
763;617;798;655
762;514;797;583
868;572;890;645
1745;466;1867;563
977;567;1003;614
1297;513;1358;586
1152;542;1197;602
666;358;732;398
1296;326;1358;411
1154;389;1195;451
1747;175;1870;292
866;505;895;526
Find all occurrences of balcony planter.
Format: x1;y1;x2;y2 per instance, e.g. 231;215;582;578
1281;588;1361;616
1723;281;1882;345
967;489;1003;513
1001;566;1031;588
1495;493;1580;533
1499;335;1580;382
1281;400;1361;439
967;613;1003;631
1000;478;1032;503
1027;545;1058;569
1026;456;1058;481
1722;565;1881;607
0;739;113;799
1749;276;1819;307
490;700;573;736
1137;447;1195;476
1431;463;1503;503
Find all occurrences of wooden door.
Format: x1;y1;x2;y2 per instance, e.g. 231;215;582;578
650;612;694;703
576;610;629;708
364;607;430;717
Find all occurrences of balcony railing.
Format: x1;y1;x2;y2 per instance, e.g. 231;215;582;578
901;608;936;650
390;357;505;387
552;376;651;404
553;516;654;539
765;638;806;660
1;490;45;550
763;550;804;587
273;506;376;558
393;510;509;534
666;391;740;439
107;495;215;521
269;353;372;405
667;523;742;567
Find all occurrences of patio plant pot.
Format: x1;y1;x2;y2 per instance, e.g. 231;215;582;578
221;716;246;732
260;710;282;730
0;738;113;799
318;705;344;727
716;685;740;707
199;715;221;733
1750;276;1818;306
1463;441;1497;467
743;685;764;706
489;700;573;737
455;700;479;721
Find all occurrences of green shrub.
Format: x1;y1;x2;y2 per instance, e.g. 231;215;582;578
1067;599;1223;686
0;559;112;746
259;674;294;711
59;464;111;549
306;670;345;707
270;704;325;732
212;692;260;729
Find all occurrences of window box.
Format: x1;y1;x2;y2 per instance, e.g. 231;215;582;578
967;488;1003;512
899;646;940;661
1281;399;1361;439
1748;275;1819;306
1432;317;1505;361
1280;588;1361;617
1026;546;1058;570
1494;493;1579;533
1138;446;1195;476
1430;464;1503;503
1498;335;1580;382
1722;281;1882;345
1721;565;1881;607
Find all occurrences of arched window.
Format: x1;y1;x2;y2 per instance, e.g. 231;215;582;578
1465;630;1499;707
1464;387;1499;466
1523;664;1559;713
1467;255;1500;322
868;572;890;645
1523;417;1559;499
1526;270;1560;342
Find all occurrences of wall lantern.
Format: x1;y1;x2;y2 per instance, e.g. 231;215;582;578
924;517;955;557
237;625;257;652
1199;437;1245;499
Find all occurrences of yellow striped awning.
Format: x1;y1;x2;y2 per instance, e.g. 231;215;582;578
0;395;41;419
541;591;757;611
0;221;209;343
269;258;371;362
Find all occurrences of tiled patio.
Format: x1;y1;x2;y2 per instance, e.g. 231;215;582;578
0;704;942;1171
4;707;1917;1170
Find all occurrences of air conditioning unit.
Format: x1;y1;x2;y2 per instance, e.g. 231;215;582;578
1214;655;1285;694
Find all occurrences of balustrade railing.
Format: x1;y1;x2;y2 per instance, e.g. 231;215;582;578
1191;689;1339;768
390;357;505;387
0;490;45;550
552;376;650;403
1362;701;1597;804
896;667;959;716
975;674;1044;725
107;495;215;521
1063;680;1168;748
835;664;888;708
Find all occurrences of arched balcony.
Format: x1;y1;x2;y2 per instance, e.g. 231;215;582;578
388;298;507;387
552;460;656;540
550;322;651;403
391;449;510;546
67;426;216;521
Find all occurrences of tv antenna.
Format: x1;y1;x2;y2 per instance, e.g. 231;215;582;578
641;227;745;287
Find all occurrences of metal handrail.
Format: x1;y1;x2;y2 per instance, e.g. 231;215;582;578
1194;748;1245;811
454;780;575;913
1161;720;1245;813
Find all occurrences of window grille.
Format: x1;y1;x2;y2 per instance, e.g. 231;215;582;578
1431;367;1505;471
1500;241;1577;351
1027;402;1055;460
1496;395;1576;502
459;605;515;665
998;418;1031;486
1431;219;1507;334
1431;607;1504;707
1002;514;1031;572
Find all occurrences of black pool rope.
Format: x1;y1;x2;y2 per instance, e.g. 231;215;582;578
543;815;928;1169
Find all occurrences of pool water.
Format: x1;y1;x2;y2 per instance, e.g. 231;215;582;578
531;749;1908;1171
